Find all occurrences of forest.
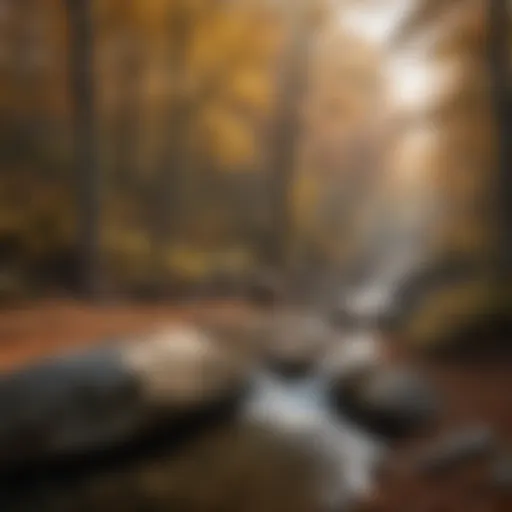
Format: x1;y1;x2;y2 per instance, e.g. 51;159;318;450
0;0;510;349
0;3;511;512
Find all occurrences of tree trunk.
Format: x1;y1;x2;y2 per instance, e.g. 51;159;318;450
488;0;512;278
147;3;192;294
113;31;143;190
65;0;102;298
266;1;311;272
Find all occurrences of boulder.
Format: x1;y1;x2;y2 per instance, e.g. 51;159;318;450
333;364;438;439
320;330;383;385
123;324;250;410
0;324;250;470
414;425;495;476
490;451;512;491
261;311;337;377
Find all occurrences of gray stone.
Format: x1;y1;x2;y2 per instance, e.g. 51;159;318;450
415;425;496;475
0;325;251;470
123;325;251;409
246;269;285;308
490;452;512;490
262;311;336;377
320;331;382;385
335;366;439;439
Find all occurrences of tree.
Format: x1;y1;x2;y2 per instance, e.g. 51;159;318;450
64;0;101;297
106;1;144;189
488;0;512;279
265;0;313;271
135;1;282;290
154;0;191;272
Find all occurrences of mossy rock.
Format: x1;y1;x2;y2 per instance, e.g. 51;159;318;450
399;275;508;354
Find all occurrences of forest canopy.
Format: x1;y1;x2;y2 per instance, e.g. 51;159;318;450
0;0;509;340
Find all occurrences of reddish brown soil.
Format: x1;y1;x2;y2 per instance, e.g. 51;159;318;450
0;299;252;371
0;300;511;511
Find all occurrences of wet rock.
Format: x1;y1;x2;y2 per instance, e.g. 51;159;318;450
490;451;512;491
334;366;438;440
262;311;336;378
332;284;404;332
321;330;382;385
415;425;496;476
123;324;251;409
0;324;250;470
246;270;285;308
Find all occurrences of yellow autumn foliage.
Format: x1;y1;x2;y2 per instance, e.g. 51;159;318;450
405;276;500;350
163;244;254;281
227;68;273;115
199;105;256;169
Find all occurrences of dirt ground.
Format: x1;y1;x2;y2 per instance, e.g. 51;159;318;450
0;300;511;511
